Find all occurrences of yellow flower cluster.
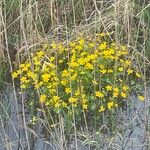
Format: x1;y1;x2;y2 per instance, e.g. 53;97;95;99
12;33;144;114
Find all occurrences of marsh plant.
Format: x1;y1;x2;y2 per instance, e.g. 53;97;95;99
12;33;144;134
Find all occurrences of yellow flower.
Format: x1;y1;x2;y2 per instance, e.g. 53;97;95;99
58;44;64;53
118;67;124;72
71;54;76;60
123;85;128;91
51;42;57;49
113;92;119;98
85;63;94;69
61;79;68;86
48;63;55;68
17;70;22;74
138;96;145;101
40;94;46;103
75;90;80;96
102;49;115;58
99;64;105;69
37;51;44;58
62;70;70;77
106;85;112;91
121;91;127;98
70;73;77;80
42;73;50;82
107;101;114;109
53;95;59;101
70;42;76;47
127;69;133;74
75;45;82;51
78;39;85;45
25;63;31;68
50;57;55;62
121;51;128;55
78;58;86;65
113;88;119;97
69;97;77;103
22;66;28;72
33;57;41;66
69;61;79;68
20;64;25;68
114;87;119;93
98;105;105;112
136;73;141;78
55;102;61;108
87;54;97;60
100;69;107;74
65;88;71;94
82;104;88;110
27;71;37;79
99;42;107;49
125;60;131;66
107;69;113;73
20;76;28;83
12;72;18;78
95;91;104;98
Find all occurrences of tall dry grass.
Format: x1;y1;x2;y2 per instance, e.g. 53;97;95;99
0;0;150;149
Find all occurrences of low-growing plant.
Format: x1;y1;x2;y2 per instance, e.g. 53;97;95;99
12;33;144;133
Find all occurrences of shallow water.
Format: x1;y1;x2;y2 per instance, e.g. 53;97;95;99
0;86;149;150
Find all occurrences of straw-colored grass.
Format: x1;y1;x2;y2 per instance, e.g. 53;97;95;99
0;0;150;149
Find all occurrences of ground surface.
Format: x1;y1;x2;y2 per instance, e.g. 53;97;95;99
0;86;149;150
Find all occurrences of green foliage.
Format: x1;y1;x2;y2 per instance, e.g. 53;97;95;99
12;33;144;133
